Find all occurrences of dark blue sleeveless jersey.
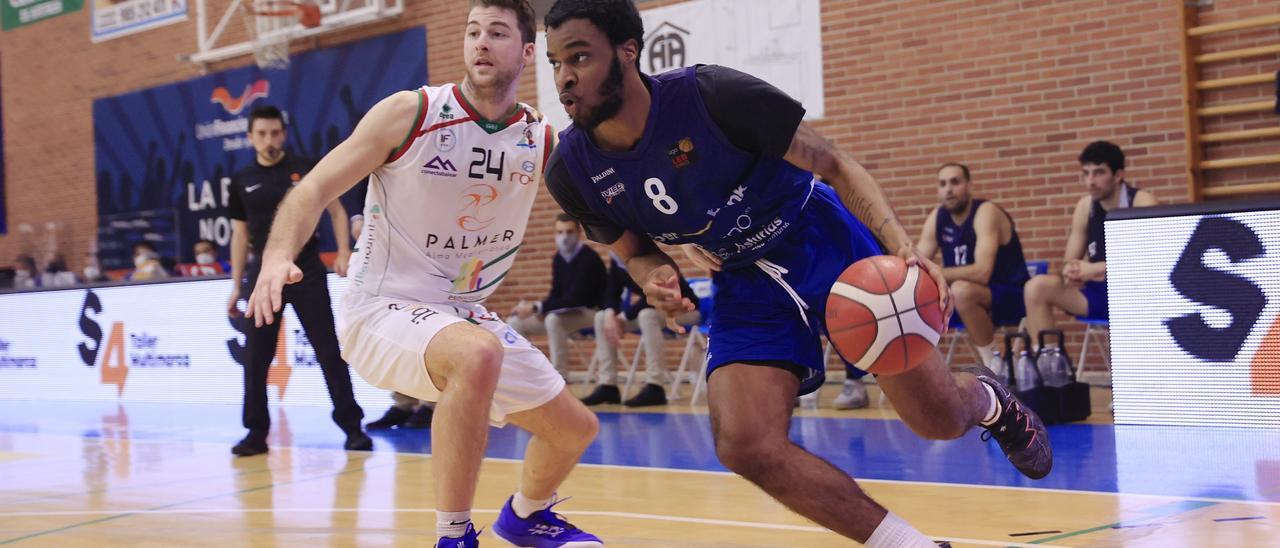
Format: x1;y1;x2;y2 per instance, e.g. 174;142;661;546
1086;182;1139;263
548;65;817;270
936;199;1029;286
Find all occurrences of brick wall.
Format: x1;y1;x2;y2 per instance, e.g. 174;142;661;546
1195;0;1280;192
2;0;1276;378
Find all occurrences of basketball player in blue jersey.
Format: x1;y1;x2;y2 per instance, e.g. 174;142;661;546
1024;141;1157;345
542;1;1052;545
917;163;1029;369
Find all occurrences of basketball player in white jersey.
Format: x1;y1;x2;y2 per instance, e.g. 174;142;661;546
245;2;602;546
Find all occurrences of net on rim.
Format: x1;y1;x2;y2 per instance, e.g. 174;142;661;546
240;0;322;69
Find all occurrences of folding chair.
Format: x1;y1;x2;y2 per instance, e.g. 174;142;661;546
669;277;714;404
1074;317;1110;379
570;328;603;385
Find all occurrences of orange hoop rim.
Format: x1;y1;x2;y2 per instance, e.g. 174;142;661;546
241;0;320;20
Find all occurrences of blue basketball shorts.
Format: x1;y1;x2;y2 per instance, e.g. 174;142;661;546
1081;280;1109;321
990;282;1027;326
706;183;883;396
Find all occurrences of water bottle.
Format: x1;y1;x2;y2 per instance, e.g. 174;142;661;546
1037;330;1073;388
990;350;1011;386
1014;348;1041;392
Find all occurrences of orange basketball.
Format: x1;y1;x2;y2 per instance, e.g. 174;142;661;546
825;255;945;376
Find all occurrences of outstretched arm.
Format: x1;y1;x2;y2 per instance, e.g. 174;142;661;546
782;123;950;315
246;90;420;325
783;123;914;252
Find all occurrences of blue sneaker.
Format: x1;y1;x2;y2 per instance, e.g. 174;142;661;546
492;496;603;547
436;522;480;548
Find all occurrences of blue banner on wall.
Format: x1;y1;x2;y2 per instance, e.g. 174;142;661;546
92;27;427;270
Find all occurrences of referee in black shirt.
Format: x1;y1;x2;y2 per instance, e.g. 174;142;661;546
226;105;369;456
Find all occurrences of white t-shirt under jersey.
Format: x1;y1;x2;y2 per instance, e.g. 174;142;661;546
347;83;553;308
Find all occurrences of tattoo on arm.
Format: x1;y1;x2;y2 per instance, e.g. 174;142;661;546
796;127;836;173
846;196;874;223
875;216;902;244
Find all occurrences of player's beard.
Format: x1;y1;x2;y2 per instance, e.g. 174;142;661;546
947;197;971;215
258;146;283;164
468;62;520;100
573;52;625;131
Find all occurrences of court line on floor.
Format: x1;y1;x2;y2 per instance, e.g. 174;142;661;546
537;458;1280;507
1026;499;1220;545
5;437;1274;509
0;507;1069;547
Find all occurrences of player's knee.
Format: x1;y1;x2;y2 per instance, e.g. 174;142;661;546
951;281;980;309
1025;275;1055;304
637;307;662;330
439;331;503;392
576;407;600;447
713;428;783;479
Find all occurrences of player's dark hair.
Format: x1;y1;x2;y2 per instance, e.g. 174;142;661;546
471;0;536;44
248;105;287;132
555;212;581;227
938;162;971;181
545;0;645;70
1078;140;1125;173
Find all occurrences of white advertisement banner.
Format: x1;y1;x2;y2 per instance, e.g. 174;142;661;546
0;276;394;411
91;0;186;42
535;0;825;133
1108;209;1280;428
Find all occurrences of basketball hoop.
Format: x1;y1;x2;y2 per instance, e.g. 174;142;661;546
240;0;322;69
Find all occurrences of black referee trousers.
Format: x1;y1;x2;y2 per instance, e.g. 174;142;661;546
241;254;363;435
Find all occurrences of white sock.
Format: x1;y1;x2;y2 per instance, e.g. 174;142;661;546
436;510;471;539
512;491;552;519
975;341;997;365
865;511;936;548
979;382;1001;426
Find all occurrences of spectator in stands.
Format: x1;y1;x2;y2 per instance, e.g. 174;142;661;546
13;255;38;289
80;250;110;284
508;214;607;380
917;162;1030;370
184;239;227;276
41;252;76;288
1024;141;1157;346
127;241;169;281
581;253;699;407
12;222;76;288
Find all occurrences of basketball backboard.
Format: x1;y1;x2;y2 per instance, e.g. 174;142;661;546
182;0;403;67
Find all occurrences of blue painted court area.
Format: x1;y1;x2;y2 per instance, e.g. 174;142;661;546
1;399;1276;504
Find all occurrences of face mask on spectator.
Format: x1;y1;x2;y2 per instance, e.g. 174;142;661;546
196;253;216;265
133;252;156;268
555;233;579;256
83;266;100;280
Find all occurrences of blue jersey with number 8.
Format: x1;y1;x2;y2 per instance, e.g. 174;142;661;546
552;66;817;270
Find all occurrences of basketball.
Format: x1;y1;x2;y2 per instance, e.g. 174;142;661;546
825;255;945;376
